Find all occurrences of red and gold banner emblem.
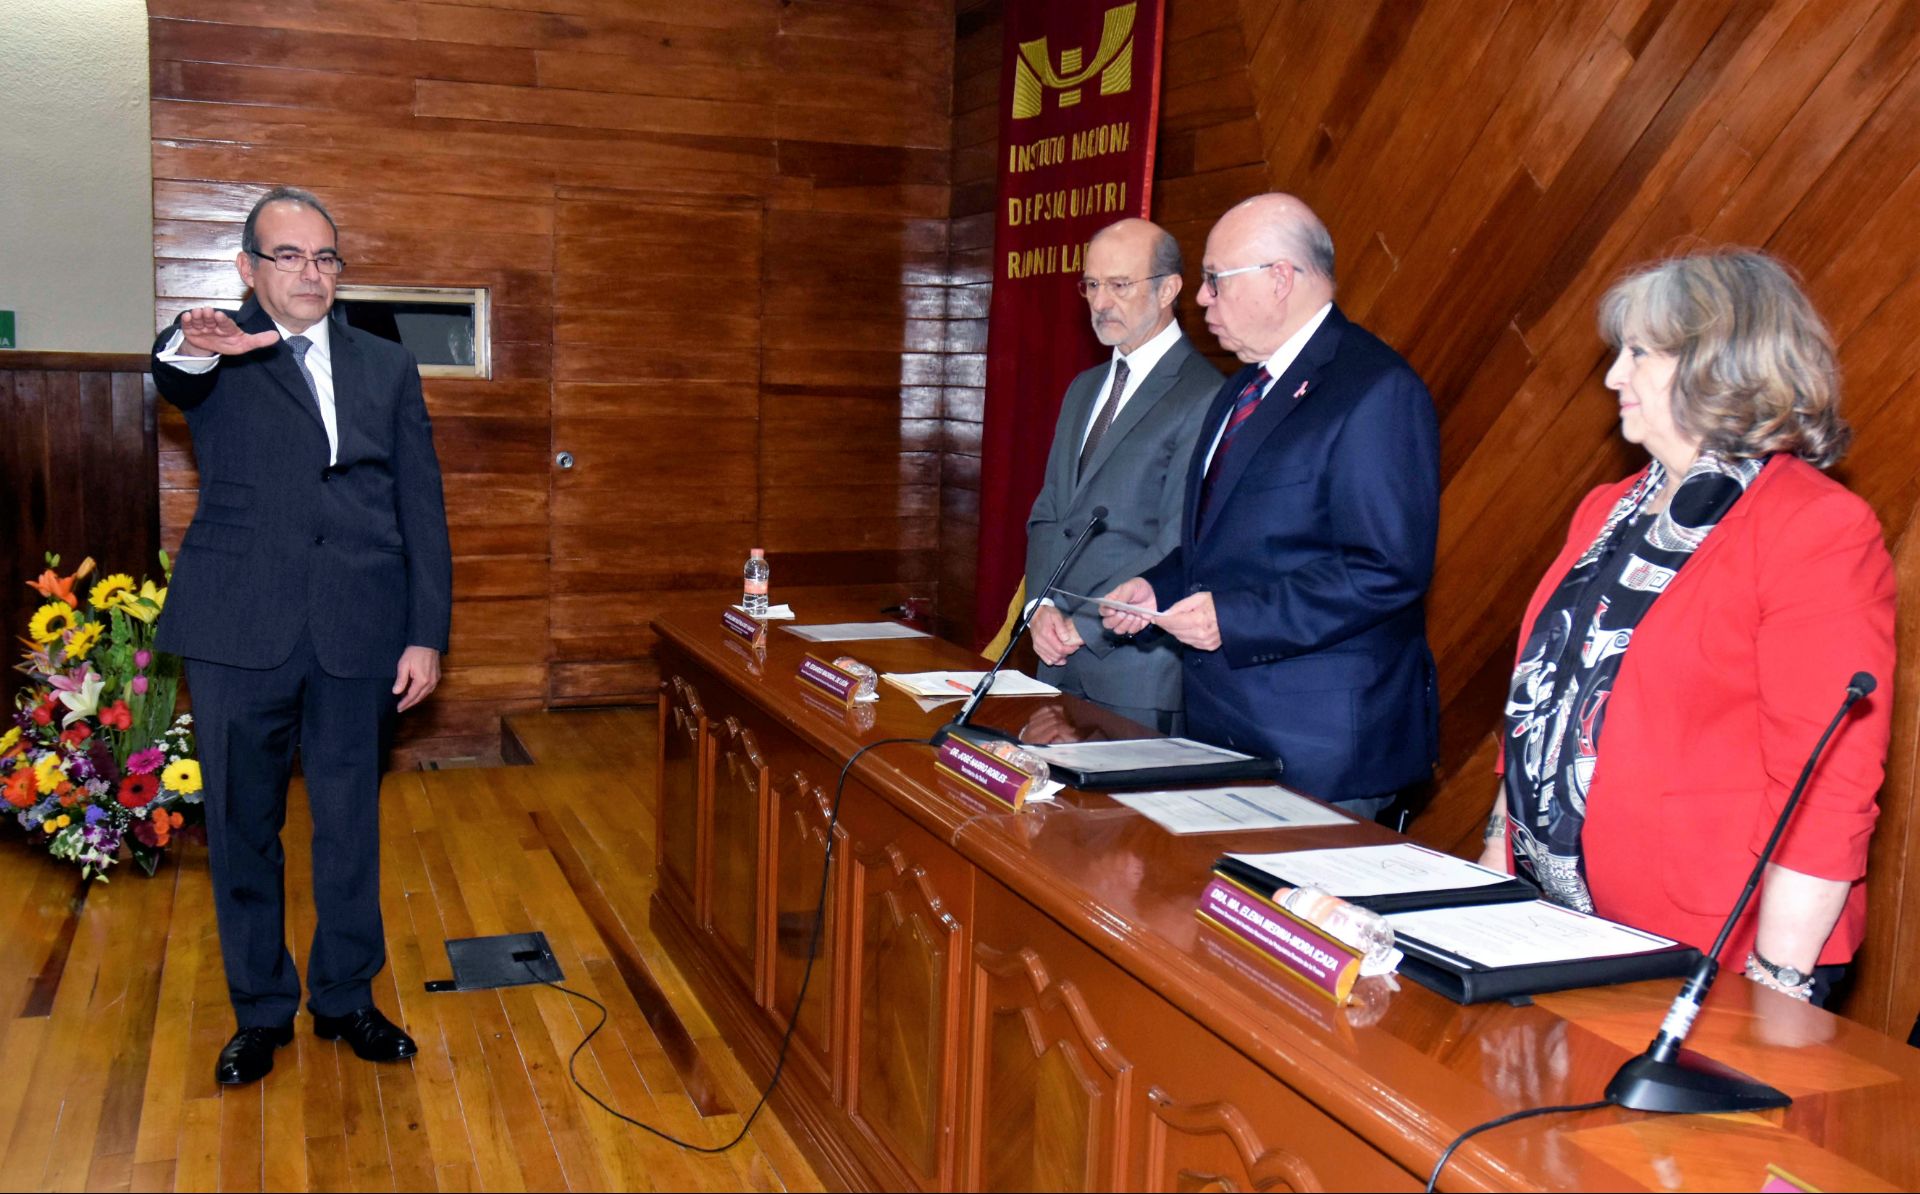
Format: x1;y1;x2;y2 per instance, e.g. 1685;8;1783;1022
973;0;1167;641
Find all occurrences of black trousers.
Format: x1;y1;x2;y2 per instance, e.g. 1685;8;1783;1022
186;631;394;1027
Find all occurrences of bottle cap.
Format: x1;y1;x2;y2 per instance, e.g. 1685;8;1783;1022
750;548;765;558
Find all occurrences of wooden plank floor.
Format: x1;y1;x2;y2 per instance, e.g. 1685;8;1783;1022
0;708;826;1193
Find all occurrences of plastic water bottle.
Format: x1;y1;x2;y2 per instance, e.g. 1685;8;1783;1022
1279;885;1397;971
982;739;1051;787
831;657;879;699
743;548;769;616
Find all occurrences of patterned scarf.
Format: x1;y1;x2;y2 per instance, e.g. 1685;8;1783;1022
1503;453;1766;911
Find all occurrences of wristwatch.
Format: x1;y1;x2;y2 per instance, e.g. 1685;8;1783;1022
1749;950;1808;988
1746;950;1814;1000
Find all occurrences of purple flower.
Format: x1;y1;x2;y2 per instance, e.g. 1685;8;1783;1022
127;747;165;775
84;806;106;825
135;650;151;669
132;675;149;695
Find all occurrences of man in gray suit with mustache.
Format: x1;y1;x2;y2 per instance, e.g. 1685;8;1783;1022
1024;218;1221;733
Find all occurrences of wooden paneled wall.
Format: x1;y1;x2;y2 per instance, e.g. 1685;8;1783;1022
942;0;1920;1037
1231;0;1920;1039
0;354;160;714
148;0;955;763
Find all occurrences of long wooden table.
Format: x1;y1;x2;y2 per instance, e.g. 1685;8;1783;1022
648;604;1920;1191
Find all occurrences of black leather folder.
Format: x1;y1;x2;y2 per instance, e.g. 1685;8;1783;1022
1393;927;1702;1004
1211;854;1539;914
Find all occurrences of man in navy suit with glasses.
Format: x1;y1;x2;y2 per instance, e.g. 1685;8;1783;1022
1101;193;1440;823
153;186;452;1085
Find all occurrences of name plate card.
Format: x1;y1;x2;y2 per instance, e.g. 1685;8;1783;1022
721;606;766;647
1198;875;1360;1005
797;654;861;706
935;735;1033;811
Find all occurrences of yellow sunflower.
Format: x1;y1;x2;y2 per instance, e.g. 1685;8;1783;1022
34;755;67;792
162;758;202;795
0;727;19;756
89;574;135;611
28;602;77;644
64;623;104;661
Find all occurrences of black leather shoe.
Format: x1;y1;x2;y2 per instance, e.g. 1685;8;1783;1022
215;1023;294;1086
312;1005;417;1062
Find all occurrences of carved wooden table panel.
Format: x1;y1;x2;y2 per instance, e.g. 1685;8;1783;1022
655;672;706;926
648;613;1920;1193
762;733;849;1100
841;785;973;1191
709;710;769;999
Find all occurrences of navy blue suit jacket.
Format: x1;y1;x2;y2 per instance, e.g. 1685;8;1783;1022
152;298;453;678
1140;306;1439;801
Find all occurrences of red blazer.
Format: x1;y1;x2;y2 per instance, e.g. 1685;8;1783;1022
1497;456;1895;965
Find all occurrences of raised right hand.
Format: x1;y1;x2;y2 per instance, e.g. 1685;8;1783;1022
175;307;281;357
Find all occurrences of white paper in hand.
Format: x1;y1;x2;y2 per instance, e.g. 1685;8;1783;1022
1051;589;1160;619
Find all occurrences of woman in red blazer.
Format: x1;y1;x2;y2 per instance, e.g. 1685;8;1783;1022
1479;250;1895;1007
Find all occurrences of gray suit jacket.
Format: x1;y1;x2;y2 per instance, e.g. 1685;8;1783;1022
1025;332;1221;713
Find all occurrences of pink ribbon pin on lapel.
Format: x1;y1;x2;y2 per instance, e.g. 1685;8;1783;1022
1293;381;1310;400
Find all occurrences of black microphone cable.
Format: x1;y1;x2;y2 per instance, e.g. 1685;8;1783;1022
1423;1099;1610;1191
526;734;934;1152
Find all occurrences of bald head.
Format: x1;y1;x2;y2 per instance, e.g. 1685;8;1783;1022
1082;217;1184;354
1199;193;1337;362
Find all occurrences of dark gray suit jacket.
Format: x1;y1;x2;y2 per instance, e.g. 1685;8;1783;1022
152;298;453;678
1025;331;1220;713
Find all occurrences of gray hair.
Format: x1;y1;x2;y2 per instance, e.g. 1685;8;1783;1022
241;186;338;256
1599;249;1849;468
1289;215;1336;283
1150;228;1184;280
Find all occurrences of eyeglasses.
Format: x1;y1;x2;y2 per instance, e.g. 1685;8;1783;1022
250;249;346;276
1202;261;1289;297
1077;273;1174;299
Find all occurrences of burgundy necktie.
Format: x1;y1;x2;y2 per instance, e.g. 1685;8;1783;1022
1196;366;1271;519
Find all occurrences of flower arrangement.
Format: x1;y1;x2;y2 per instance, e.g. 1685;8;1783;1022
4;553;201;879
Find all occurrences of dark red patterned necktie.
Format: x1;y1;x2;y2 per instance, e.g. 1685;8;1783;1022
1197;366;1271;520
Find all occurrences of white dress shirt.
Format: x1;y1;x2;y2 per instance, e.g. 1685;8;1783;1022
1078;318;1185;452
1199;301;1333;472
159;316;339;465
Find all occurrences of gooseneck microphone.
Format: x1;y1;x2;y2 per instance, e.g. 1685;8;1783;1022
932;506;1108;747
1604;671;1876;1113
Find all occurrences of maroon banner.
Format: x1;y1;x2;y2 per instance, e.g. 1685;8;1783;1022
971;0;1167;643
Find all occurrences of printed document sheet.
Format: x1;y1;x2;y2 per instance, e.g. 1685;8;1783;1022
1022;737;1253;771
1050;588;1161;619
1385;900;1678;968
880;671;1060;700
1226;843;1511;898
784;622;930;642
1110;786;1352;833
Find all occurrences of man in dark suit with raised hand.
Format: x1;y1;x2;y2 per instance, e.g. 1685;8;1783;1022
1025;218;1220;733
153;186;452;1085
1101;193;1440;820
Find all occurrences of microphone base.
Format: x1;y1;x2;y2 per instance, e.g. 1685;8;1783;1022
931;722;1020;748
1605;1047;1791;1114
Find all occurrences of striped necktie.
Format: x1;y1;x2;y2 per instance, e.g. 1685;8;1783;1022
1197;366;1271;519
